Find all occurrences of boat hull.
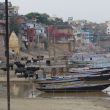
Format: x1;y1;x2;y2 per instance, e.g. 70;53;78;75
37;83;110;93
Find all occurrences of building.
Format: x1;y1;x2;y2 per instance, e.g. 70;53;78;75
0;2;19;18
26;20;46;48
15;15;27;25
68;17;73;24
96;36;110;52
48;25;73;42
47;25;75;52
106;21;110;35
72;20;91;26
0;20;5;60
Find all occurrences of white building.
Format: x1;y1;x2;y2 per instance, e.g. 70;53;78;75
0;2;19;17
106;21;110;35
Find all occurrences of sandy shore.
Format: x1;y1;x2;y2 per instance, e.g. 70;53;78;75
0;97;110;110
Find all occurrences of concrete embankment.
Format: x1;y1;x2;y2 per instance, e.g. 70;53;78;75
0;70;35;83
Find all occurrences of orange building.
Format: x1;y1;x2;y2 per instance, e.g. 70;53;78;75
47;25;73;42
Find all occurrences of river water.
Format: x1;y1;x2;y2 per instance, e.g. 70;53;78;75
0;82;110;100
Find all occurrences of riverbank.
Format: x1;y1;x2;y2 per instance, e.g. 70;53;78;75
0;70;34;83
0;75;33;82
0;97;110;110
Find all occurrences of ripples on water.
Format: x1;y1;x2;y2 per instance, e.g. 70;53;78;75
0;82;110;100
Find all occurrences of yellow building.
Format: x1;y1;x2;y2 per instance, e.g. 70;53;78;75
9;31;20;55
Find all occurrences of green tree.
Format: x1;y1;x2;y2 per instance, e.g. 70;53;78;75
25;12;65;25
25;12;40;20
54;18;64;25
25;12;50;24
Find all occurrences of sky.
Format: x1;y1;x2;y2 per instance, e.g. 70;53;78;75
1;0;110;23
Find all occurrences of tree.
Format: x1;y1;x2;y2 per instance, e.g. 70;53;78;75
25;12;49;24
25;12;40;20
25;12;65;25
54;18;64;25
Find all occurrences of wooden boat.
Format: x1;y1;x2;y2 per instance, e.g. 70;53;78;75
69;68;110;74
37;73;110;84
76;73;110;81
36;76;80;84
97;68;110;74
37;82;110;92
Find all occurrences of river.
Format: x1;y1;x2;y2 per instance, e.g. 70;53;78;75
0;82;110;99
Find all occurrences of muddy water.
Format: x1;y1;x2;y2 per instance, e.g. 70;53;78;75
0;82;110;100
0;82;37;98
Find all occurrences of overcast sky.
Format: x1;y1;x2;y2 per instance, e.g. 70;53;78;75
1;0;110;23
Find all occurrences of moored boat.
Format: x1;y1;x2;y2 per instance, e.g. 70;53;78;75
75;73;110;81
36;73;110;84
36;76;80;84
37;82;110;92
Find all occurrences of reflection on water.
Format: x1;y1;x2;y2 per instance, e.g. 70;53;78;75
39;91;108;98
0;82;110;100
0;82;38;98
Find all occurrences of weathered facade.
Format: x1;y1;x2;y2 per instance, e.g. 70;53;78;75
0;20;5;60
15;15;27;25
48;25;73;42
97;36;110;52
0;2;19;18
